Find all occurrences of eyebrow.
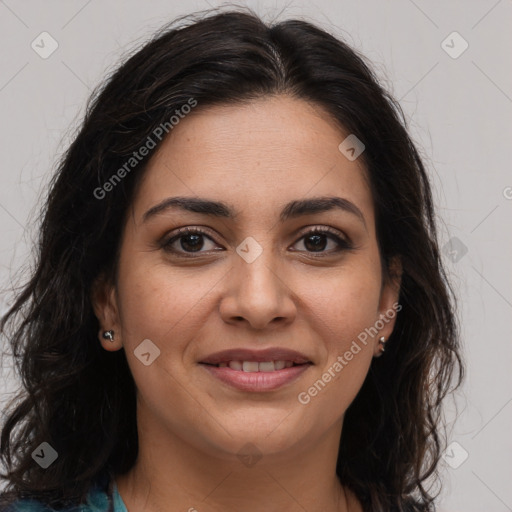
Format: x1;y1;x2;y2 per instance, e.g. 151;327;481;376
142;195;367;229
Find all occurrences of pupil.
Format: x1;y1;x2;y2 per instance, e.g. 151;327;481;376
181;234;203;252
305;234;326;252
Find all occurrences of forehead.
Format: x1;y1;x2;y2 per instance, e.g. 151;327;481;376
132;95;374;227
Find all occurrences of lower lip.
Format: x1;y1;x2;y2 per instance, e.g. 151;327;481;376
199;363;312;392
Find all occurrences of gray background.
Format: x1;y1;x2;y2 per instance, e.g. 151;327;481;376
0;1;511;510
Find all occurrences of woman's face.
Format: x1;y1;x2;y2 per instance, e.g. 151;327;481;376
94;95;400;461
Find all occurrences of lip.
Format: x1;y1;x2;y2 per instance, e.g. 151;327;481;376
199;347;311;365
200;362;312;392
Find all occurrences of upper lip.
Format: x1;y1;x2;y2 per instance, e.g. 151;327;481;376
199;348;312;365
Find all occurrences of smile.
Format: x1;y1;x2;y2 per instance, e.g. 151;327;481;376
204;360;301;371
199;361;312;392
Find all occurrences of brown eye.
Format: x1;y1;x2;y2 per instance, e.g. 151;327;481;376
292;227;352;254
176;232;204;252
161;227;221;255
160;226;352;258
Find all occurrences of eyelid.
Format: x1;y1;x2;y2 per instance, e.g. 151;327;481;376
159;226;218;251
160;224;353;255
294;224;350;242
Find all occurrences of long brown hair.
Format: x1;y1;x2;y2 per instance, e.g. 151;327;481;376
1;7;464;511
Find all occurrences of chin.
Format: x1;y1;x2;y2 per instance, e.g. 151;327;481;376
198;417;309;459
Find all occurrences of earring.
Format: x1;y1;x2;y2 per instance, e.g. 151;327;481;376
378;336;386;353
102;330;115;342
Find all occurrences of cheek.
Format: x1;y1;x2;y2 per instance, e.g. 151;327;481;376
114;260;216;423
305;258;382;345
293;259;381;409
116;254;221;345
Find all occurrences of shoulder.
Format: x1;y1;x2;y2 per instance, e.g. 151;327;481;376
0;497;54;511
0;476;113;512
0;496;99;511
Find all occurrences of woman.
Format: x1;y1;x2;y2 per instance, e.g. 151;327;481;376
0;8;464;512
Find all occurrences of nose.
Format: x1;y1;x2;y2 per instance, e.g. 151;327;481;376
219;251;297;331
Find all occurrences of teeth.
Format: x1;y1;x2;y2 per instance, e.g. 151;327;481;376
222;360;296;372
242;361;259;372
258;361;275;372
229;361;243;371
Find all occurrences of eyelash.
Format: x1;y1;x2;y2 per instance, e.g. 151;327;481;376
160;226;353;257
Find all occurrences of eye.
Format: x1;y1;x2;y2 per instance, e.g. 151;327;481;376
160;227;221;256
160;226;353;257
291;227;353;255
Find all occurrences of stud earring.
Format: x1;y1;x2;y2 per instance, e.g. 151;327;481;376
102;330;115;342
378;336;386;353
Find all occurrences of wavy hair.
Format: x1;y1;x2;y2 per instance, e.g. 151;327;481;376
0;7;464;511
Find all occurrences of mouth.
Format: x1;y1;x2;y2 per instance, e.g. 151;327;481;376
199;347;312;367
198;347;313;391
200;360;309;372
199;361;312;392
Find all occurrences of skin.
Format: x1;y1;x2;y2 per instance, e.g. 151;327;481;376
92;95;401;512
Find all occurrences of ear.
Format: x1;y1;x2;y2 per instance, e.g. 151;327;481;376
90;272;123;352
373;255;402;357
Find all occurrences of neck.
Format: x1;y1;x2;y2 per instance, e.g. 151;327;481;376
115;404;357;512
